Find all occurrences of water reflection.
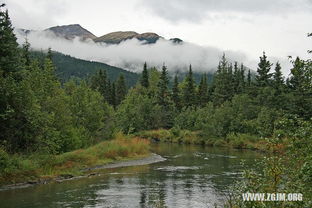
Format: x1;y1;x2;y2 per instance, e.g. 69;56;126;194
0;143;261;208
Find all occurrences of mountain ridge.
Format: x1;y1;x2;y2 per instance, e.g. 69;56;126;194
45;24;97;40
17;24;183;44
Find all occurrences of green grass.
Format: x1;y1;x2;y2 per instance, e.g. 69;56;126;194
0;133;150;185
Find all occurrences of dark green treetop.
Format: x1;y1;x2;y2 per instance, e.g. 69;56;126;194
140;62;149;88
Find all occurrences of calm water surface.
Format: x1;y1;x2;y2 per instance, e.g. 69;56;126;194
0;143;261;208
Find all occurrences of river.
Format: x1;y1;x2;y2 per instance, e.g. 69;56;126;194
0;143;261;208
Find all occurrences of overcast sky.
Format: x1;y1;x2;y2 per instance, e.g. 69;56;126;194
5;0;312;74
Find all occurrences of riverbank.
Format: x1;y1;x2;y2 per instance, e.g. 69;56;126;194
136;129;287;151
0;134;150;186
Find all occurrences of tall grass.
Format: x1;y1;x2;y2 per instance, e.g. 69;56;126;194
0;134;150;185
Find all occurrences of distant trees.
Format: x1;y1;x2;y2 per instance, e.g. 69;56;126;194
90;70;128;107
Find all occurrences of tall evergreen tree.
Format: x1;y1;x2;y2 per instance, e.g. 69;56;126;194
289;57;305;92
156;65;175;128
157;65;169;106
273;62;284;90
287;57;312;118
212;55;234;105
247;70;252;87
182;65;196;107
197;74;208;106
0;4;20;76
47;47;53;61
116;74;127;105
238;64;246;93
90;69;108;100
233;62;240;93
172;74;181;110
22;38;31;67
256;52;272;87
111;82;116;108
140;62;149;88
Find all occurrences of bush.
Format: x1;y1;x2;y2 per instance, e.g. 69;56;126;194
0;148;10;173
227;133;259;149
0;149;20;176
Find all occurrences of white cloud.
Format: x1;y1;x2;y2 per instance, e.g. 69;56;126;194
15;30;249;73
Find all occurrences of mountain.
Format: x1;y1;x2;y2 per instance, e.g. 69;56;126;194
93;31;163;44
30;51;139;87
17;24;182;45
45;24;97;40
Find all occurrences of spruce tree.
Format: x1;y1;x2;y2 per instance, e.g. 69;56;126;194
238;64;246;93
273;62;284;90
157;65;175;128
247;70;252;87
22;38;31;67
182;65;196;107
233;62;240;93
92;70;106;96
0;4;20;76
172;74;181;110
289;57;305;92
111;82;116;108
197;74;208;106
157;65;169;106
212;55;234;105
47;47;53;61
140;62;149;88
288;57;312;118
256;52;272;87
116;74;127;105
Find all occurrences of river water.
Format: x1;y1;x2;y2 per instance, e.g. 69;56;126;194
0;143;261;208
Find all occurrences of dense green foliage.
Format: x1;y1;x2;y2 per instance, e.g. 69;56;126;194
0;7;115;156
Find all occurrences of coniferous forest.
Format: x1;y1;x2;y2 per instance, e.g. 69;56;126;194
1;4;312;207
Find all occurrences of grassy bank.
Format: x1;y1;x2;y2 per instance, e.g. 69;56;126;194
136;129;287;151
0;134;150;185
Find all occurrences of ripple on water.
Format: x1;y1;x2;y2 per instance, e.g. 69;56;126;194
193;152;237;159
156;166;200;172
172;154;183;158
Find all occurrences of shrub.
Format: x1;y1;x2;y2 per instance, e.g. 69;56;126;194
0;148;10;174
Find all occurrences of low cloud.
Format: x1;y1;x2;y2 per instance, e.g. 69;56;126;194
15;30;249;73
